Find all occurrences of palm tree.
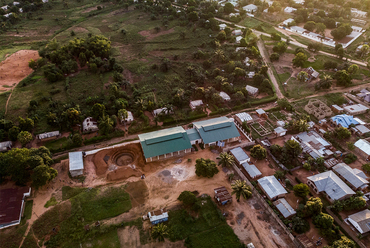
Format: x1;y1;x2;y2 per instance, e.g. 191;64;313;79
151;223;169;242
217;152;234;168
231;180;252;202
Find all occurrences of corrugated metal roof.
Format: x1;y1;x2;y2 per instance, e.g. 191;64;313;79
245;85;259;94
354;139;370;155
139;127;192;159
274;126;287;134
193;117;240;144
274;198;296;218
348;209;370;234
37;131;60;140
353;125;370;134
333;163;369;189
353;168;368;179
354;117;366;125
307;171;355;200
230;147;250;164
0;141;12;148
69;152;84;171
186;128;201;142
331;114;359;128
235;112;253;123
242;162;262;178
257;176;287;200
256;109;265;115
219;91;230;101
190;100;203;107
344;104;369;114
332;105;344;111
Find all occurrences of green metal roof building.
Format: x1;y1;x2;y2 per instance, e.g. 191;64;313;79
139;126;192;162
193;117;240;145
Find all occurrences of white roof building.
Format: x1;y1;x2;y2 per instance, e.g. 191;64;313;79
351;8;367;18
283;18;295;26
122;111;134;123
235;36;243;43
242;162;262;178
274;198;296;218
229;146;250;164
232;29;242;36
219;24;227;30
290;26;305;33
243;4;258;13
82;117;98;133
307;171;355;202
294;0;304;4
0;141;12;152
42;0;48;3
189;100;204;110
256;108;266;116
152;107;172;116
219;91;231;101
257;176;287;200
354;139;370;159
245;85;259;96
1;5;8;10
284;7;297;13
247;71;255;78
69;152;84;177
343;104;369;115
36;131;60;140
348;209;370;234
13;2;20;5
333;163;369;190
274;126;287;137
235;112;253;124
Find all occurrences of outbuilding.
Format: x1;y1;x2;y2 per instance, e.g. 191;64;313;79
273;198;296;218
148;209;168;225
242;162;262;179
274;127;287;137
255;109;267;118
348;209;370;235
235;112;253;125
36;131;60;142
229;147;250;164
214;186;232;205
69;152;84;177
219;91;231;101
0;141;12;152
245;85;259;96
189;100;204;110
257;176;287;201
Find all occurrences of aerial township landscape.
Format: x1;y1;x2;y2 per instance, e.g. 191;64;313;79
2;0;370;247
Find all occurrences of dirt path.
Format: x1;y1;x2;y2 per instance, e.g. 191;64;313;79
5;88;13;114
257;39;284;99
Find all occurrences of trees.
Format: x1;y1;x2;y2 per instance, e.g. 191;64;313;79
118;109;128;122
283;139;302;159
216;30;226;42
19;117;34;132
334;70;352;87
291;216;310;234
330;236;355;248
331;24;352;40
217;152;234;167
293;183;310;198
359;44;369;58
98;115;114;135
18;131;33;146
303;197;323;217
315;23;326;35
304;21;316;32
272;41;287;54
72;133;83;146
292;52;307;67
188;11;198;22
91;103;106;120
343;153;357;164
362;163;370;172
231;180;252;202
303;162;311;171
151;223;169;242
8;126;20;141
224;2;234;14
31;165;58;189
277;98;293;111
307;42;322;52
347;64;359;74
334;127;351;139
270;52;279;61
178;191;197;206
195;158;219;178
313;213;334;229
250;145;267;160
297;71;308;82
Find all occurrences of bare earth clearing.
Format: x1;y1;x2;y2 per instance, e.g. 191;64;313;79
0;50;39;91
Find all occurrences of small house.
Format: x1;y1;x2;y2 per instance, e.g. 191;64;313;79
333;163;369;190
343;104;369;115
307;171;355;203
330;114;359;128
273;198;296;218
284;7;297;13
255;109;267;118
36;131;60;142
232;29;242;36
302;67;319;81
245;85;259;96
1;5;8;10
290;26;305;34
331;105;344;114
13;2;20;5
69;152;84;177
282;18;294;26
82;117;98;133
274;126;287;137
243;4;258;13
235;36;243;43
229;146;250;164
351;125;370;136
148;209;168;225
348;209;370;235
152;107;173;117
235;112;253;125
122;111;134;123
189;100;204;110
0;141;12;152
219;91;231;101
242;162;262;179
214;186;232;205
354;139;370;160
247;71;255;78
219;24;227;30
257;176;287;201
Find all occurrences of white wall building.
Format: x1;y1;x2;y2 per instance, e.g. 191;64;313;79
69;152;84;177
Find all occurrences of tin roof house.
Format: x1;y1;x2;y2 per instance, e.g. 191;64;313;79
333;163;369;190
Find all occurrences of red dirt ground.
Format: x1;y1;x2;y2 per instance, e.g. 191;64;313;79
0;50;39;91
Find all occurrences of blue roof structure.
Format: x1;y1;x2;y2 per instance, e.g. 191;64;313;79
331;114;359;128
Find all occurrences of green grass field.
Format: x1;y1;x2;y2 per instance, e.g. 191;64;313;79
21;230;39;248
1;223;29;248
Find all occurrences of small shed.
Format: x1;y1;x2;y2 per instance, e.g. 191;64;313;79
277;121;286;127
148;209;168;224
242;162;262;179
331;105;344;114
235;112;253;125
255;109;267;118
235;36;243;43
152;107;173;117
243;4;258;13
247;71;255;78
0;141;12;152
214;186;232;205
230;147;250;164
36;131;60;142
121;111;134;123
274;198;296;218
274;126;287;137
219;91;231;101
219;24;227;30
189;100;204;110
245;85;259;96
232;29;242;36
69;152;84;177
352;125;370;136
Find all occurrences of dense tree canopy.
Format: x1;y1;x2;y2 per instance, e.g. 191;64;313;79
195;158;219;178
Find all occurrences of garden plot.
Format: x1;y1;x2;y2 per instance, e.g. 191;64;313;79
250;120;275;137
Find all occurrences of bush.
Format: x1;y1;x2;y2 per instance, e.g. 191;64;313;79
343;153;357;164
195;158;219;178
178;191;197;207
